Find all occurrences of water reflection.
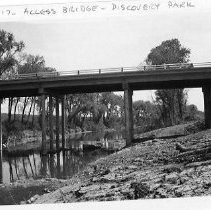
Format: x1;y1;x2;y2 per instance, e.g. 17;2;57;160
49;154;55;178
68;131;126;151
0;131;125;184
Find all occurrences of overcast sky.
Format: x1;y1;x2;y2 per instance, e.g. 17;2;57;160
1;2;211;111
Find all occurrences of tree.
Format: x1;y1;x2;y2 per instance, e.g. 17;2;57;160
146;39;191;126
133;100;161;132
17;54;56;126
0;30;24;123
100;92;124;128
0;30;24;76
184;104;204;121
7;53;57;126
17;53;56;74
65;92;124;131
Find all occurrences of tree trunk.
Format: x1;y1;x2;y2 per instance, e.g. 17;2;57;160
32;98;36;126
27;97;34;124
13;97;20;121
8;97;13;122
22;97;29;123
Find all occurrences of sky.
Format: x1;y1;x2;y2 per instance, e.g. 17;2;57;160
0;1;211;111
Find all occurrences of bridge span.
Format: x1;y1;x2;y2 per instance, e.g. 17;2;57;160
1;63;211;154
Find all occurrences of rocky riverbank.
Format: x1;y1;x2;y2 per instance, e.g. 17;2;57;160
27;124;211;204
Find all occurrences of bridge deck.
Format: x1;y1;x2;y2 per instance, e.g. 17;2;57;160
0;66;211;97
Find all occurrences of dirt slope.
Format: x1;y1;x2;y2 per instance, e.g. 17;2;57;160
31;127;211;204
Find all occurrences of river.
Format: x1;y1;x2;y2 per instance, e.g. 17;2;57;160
0;131;126;184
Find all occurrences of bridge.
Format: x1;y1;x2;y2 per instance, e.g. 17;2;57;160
1;62;211;154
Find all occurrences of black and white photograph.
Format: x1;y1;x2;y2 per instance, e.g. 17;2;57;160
0;0;211;208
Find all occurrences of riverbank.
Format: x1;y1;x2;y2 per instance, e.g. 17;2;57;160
26;121;211;204
1;120;210;204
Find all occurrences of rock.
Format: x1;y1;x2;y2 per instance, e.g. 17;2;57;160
162;164;182;173
92;177;99;182
30;194;39;203
175;188;184;197
130;182;150;199
165;173;178;184
203;181;211;189
150;183;161;191
155;188;168;198
179;176;189;184
110;165;123;173
43;188;51;193
27;199;32;204
127;165;138;170
100;173;117;182
78;184;101;194
152;139;161;143
100;169;110;176
134;157;142;162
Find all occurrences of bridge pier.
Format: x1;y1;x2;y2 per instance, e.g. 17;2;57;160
202;86;211;128
61;95;66;149
57;152;61;178
56;96;60;151
0;99;2;184
0;99;2;152
123;83;133;145
49;95;54;151
41;93;47;154
0;149;2;184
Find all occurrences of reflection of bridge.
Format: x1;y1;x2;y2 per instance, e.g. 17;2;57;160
1;62;211;154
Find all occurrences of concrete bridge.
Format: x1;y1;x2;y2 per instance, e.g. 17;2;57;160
1;62;211;154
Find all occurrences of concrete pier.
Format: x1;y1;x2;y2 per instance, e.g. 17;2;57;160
0;99;2;152
49;95;54;151
61;95;66;149
123;83;133;145
56;96;60;151
203;86;211;128
41;94;47;154
0;149;2;184
0;99;2;184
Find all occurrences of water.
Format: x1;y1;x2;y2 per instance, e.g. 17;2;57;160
0;131;126;184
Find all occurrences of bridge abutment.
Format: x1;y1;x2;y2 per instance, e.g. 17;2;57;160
123;83;134;145
203;86;211;128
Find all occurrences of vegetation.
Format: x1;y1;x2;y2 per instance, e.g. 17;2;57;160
146;39;191;126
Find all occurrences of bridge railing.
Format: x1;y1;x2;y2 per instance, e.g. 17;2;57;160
8;62;211;80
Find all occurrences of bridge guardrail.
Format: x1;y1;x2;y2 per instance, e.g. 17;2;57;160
6;62;211;80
